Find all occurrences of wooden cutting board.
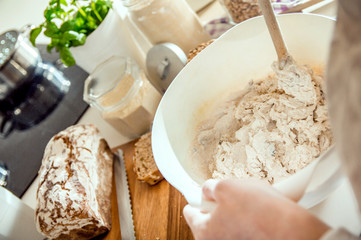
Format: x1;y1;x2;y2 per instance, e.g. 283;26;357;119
99;141;194;240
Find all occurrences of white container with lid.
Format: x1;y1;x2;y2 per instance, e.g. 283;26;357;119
122;0;212;55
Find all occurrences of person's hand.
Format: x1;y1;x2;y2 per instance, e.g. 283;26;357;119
183;179;330;240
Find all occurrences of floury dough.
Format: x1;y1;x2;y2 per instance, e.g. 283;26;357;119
192;56;332;184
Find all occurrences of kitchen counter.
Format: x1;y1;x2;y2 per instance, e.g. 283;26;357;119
1;0;360;237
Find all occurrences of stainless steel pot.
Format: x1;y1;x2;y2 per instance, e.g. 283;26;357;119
0;29;41;100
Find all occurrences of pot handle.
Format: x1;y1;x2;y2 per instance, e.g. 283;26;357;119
0;112;14;138
19;24;35;38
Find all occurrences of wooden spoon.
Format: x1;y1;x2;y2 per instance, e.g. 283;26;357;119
258;0;288;62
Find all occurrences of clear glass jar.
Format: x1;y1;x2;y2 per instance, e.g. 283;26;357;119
218;0;261;24
122;0;211;54
84;56;162;138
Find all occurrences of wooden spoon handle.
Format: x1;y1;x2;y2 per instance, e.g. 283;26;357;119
259;0;288;61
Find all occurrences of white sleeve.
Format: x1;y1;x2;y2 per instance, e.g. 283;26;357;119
321;228;360;240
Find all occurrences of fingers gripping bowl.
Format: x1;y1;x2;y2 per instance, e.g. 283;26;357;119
152;14;342;209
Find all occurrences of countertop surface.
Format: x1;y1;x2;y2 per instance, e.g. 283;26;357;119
1;0;360;237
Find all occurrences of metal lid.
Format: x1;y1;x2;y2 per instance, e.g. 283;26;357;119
146;43;187;93
0;30;18;67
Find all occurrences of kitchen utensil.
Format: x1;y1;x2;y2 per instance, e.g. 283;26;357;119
114;150;136;240
259;0;288;62
0;29;41;100
0;26;71;137
10;63;69;129
0;44;89;198
0;61;70;137
146;43;187;93
151;14;339;210
110;142;194;239
255;2;343;206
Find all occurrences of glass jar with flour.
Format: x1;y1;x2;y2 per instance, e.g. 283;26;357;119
84;56;162;138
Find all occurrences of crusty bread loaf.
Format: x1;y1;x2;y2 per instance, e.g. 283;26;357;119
187;39;215;63
35;124;113;240
133;132;163;185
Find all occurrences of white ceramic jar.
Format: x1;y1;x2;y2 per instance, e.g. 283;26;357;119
122;0;211;55
70;6;148;73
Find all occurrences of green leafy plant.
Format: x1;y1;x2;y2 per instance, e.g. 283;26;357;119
30;0;113;66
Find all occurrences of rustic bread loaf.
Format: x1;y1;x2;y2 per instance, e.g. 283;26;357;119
187;39;215;63
133;131;163;185
35;124;113;240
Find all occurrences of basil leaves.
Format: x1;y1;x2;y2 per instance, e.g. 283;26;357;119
30;0;112;66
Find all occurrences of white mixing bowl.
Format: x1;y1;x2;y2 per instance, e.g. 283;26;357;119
152;13;343;209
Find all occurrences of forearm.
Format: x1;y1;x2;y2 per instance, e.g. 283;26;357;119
324;0;361;238
327;0;361;211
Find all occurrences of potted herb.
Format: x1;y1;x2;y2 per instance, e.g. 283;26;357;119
30;0;113;67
